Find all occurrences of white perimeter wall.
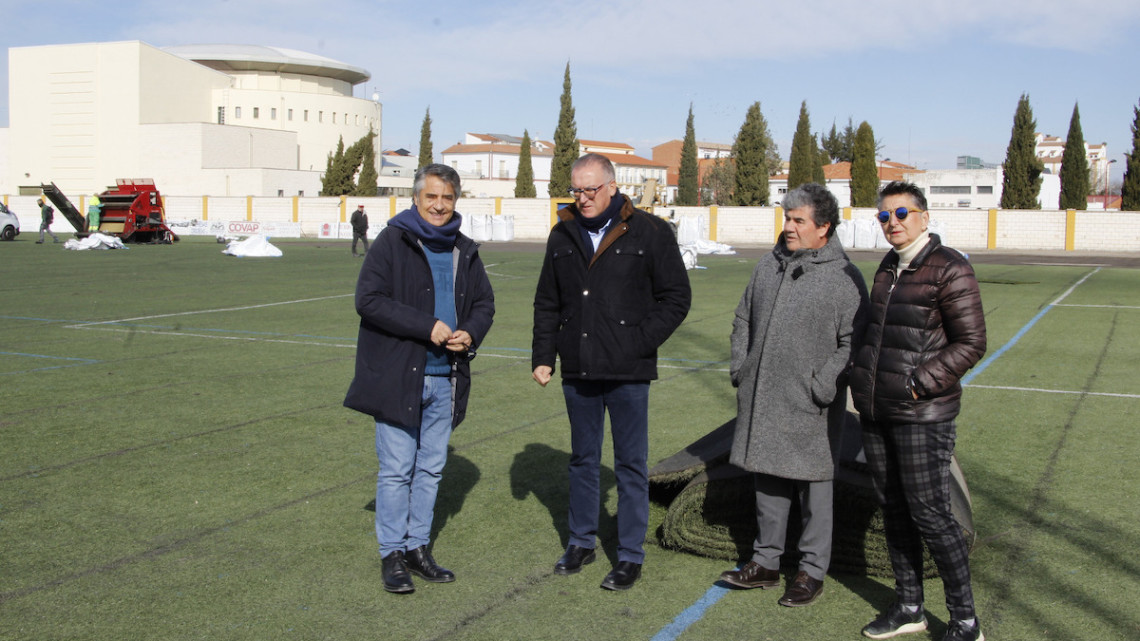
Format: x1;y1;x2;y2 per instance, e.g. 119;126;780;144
4;193;1139;254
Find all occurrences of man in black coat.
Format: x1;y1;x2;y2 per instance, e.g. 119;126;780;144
344;164;495;594
532;153;691;590
350;204;369;257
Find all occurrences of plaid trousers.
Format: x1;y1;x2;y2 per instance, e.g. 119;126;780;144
861;419;976;621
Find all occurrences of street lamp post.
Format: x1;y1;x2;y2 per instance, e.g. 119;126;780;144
1104;158;1118;209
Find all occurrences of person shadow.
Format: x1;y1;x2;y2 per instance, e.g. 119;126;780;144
510;442;619;565
363;447;481;545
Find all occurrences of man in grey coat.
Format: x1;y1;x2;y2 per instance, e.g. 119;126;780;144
719;183;868;607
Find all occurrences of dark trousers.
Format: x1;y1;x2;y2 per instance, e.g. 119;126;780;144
352;231;368;255
862;419;976;620
561;379;650;564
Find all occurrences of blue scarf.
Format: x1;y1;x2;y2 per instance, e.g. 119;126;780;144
573;191;624;232
389;206;462;252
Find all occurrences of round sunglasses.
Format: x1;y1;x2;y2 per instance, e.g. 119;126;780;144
877;207;924;223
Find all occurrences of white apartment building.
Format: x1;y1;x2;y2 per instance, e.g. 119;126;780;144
442;133;554;183
2;41;381;197
441;134;668;202
1035;133;1110;194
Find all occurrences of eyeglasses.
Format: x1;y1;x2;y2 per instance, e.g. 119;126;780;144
568;184;606;198
877;207;924;223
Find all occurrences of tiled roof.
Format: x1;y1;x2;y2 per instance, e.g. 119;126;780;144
441;142;553;156
771;161;920;181
580;139;635;150
593;152;668;169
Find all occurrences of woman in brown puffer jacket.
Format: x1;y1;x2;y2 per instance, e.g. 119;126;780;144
849;181;988;641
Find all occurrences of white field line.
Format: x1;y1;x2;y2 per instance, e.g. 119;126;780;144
1050;267;1101;305
64;294;354;329
1053;304;1140;309
966;384;1140;399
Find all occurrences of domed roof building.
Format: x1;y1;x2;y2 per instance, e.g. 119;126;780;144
3;40;381;197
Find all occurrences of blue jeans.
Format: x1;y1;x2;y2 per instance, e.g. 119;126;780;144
375;375;453;557
562;379;650;564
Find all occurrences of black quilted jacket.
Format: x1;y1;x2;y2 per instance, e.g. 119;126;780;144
850;234;987;424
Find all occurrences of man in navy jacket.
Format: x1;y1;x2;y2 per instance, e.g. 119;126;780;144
532;153;691;590
344;164;495;594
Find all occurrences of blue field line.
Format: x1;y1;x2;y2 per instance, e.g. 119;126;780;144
650;584;732;641
962;304;1052;385
0;351;101;375
649;267;1101;641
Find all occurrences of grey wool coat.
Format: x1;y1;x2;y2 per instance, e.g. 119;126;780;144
729;234;869;481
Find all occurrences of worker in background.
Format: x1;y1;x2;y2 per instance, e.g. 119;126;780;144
351;204;369;257
87;195;102;235
36;198;61;244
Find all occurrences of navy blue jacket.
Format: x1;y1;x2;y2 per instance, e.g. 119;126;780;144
344;218;495;428
532;196;691;381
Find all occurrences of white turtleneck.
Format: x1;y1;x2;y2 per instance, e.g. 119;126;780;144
893;231;931;274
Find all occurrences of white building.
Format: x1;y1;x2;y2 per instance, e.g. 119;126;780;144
442;133;554;182
2;41;381;197
1035;132;1110;194
440;134;669;202
907;168;1003;209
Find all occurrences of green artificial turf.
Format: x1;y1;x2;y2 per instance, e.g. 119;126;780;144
1;236;1138;640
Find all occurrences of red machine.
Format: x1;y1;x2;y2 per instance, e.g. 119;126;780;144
41;179;179;244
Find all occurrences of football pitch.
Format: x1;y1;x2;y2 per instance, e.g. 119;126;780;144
2;237;1138;641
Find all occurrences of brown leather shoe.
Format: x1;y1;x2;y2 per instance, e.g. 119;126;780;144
720;561;780;589
778;571;823;607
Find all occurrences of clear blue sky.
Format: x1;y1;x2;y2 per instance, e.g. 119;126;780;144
3;0;1139;184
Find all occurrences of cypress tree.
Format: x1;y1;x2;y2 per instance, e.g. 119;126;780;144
1059;103;1090;210
549;63;579;197
1000;93;1044;209
514;129;537;198
341;138;365;194
788;101;814;191
418;107;433;170
677;104;699;205
850;121;879;207
1123;100;1140;211
320;136;346;196
353;130;378;197
732;101;774;206
811;134;826;185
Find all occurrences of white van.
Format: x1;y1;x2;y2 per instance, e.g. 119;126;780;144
0;203;20;241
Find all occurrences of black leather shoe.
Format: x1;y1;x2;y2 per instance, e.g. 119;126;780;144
778;571;824;607
381;551;414;594
554;545;596;575
720;561;780;589
600;561;642;591
405;545;455;583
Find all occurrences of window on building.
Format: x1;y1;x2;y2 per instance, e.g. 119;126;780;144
235;106;242;118
319;111;323;123
277;189;284;197
217;106;225;124
977;186;994;194
253;107;259;119
931;186;971;195
475;160;483;176
303;110;309;122
270;108;277;120
288;109;293;121
332;112;337;124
